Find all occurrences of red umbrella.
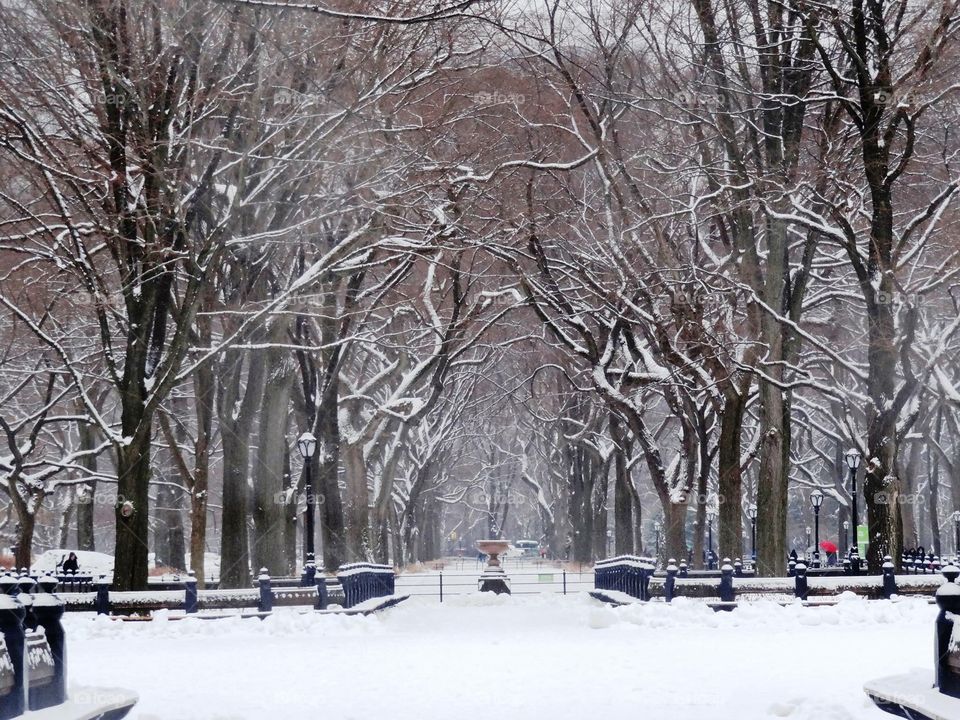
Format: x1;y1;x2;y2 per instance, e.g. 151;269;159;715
819;540;839;554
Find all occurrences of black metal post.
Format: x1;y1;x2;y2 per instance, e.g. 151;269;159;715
718;561;735;602
315;576;328;610
707;519;714;570
304;459;315;568
31;576;65;710
751;519;756;561
184;571;198;614
0;594;25;719
849;464;858;551
94;577;110;616
813;506;821;568
258;569;273;614
794;563;808;601
665;561;677;602
882;556;897;599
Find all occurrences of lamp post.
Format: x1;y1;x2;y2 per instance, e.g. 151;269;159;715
845;448;861;553
297;431;317;582
654;521;662;559
747;504;757;563
707;512;716;569
805;526;812;562
811;489;824;568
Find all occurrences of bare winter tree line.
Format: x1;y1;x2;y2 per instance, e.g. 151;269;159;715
1;0;960;589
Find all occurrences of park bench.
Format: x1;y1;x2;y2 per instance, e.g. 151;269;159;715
864;565;960;720
0;574;137;720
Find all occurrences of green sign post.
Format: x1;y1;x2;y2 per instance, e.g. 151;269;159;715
856;524;869;558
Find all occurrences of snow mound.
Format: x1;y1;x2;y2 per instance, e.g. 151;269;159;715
603;594;935;631
767;697;859;719
588;606;618;629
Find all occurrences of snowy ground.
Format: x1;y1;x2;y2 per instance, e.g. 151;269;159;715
62;588;938;720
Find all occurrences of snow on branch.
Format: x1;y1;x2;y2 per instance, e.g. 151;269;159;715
213;0;487;24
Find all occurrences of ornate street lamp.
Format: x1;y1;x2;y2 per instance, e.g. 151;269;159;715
747;505;757;562
297;431;317;585
845;449;861;552
811;489;824;567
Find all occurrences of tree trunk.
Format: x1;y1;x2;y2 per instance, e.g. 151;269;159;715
189;302;215;585
113;431;152;591
316;376;346;571
14;510;35;570
567;441;595;564
928;441;941;556
692;467;706;568
343;443;370;561
218;347;266;588
611;416;634;554
58;493;73;550
592;462;610;559
632;494;644;556
372;426;408;564
902;440;921;548
663;502;688;564
718;392;746;563
154;479;185;570
756;379;789;576
251;339;295;576
76;412;97;551
283;450;297;574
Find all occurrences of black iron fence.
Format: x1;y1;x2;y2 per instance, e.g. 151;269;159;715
78;563;402;617
594;555;945;608
593;555;657;601
395;568;592;600
0;574;136;719
336;563;395;609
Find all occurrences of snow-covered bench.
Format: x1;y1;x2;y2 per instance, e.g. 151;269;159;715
0;575;136;720
864;565;960;720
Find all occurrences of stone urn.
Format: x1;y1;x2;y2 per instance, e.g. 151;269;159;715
477;539;511;594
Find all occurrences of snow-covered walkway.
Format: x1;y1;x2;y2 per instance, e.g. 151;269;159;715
65;592;935;719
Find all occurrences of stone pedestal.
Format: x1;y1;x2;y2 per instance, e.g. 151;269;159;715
477;540;511;595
